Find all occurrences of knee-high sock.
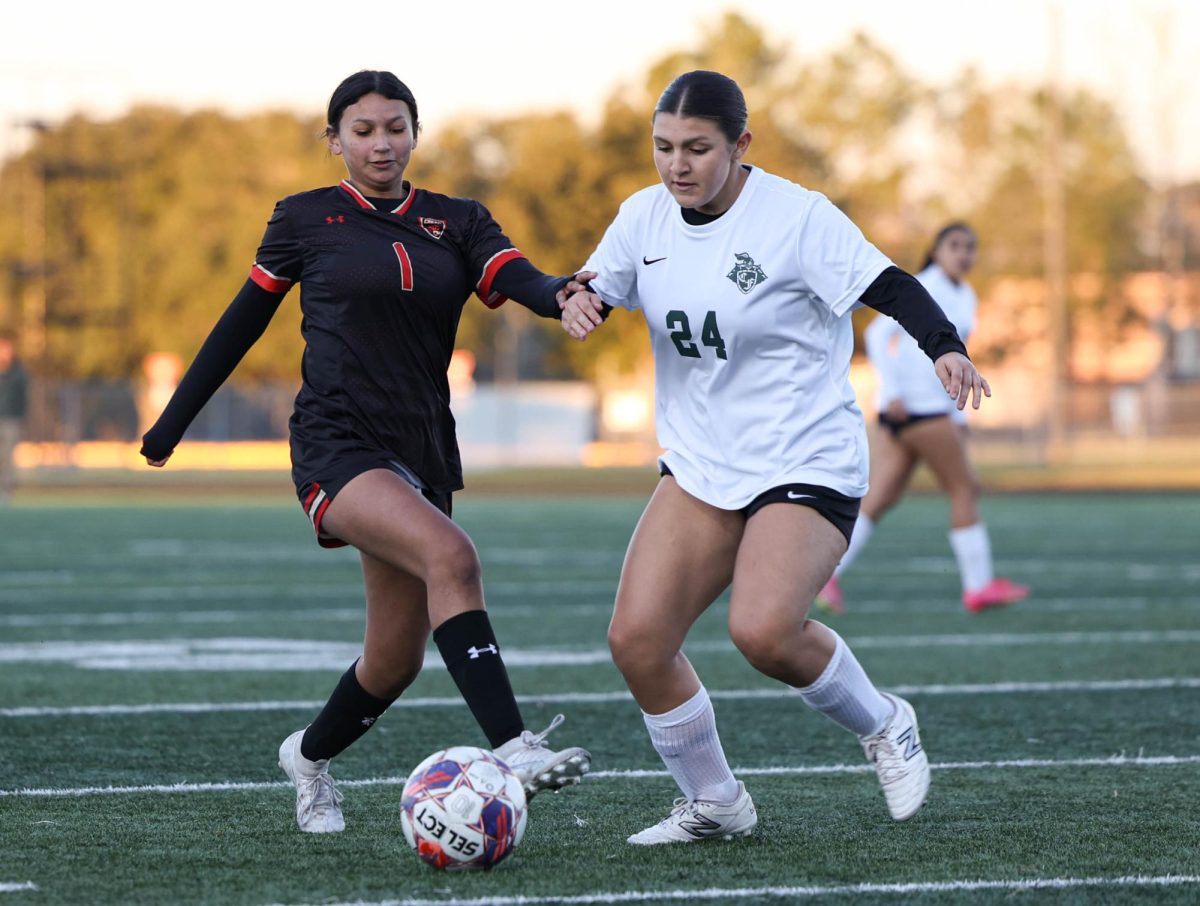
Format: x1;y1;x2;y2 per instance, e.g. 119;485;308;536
434;610;525;748
643;685;740;804
833;514;875;578
793;631;893;737
301;660;394;761
949;522;994;593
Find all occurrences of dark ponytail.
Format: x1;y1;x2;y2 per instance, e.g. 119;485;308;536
325;70;420;135
654;70;748;143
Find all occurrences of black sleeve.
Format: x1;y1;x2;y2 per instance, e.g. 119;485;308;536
140;279;286;460
859;266;968;361
490;257;571;319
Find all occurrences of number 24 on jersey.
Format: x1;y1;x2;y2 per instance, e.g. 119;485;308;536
667;310;727;360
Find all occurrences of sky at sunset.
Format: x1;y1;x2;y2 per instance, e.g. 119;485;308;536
4;0;1198;180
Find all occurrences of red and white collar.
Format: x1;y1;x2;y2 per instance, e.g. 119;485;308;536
339;179;415;215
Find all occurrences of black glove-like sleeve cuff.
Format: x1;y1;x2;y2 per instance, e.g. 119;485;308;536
491;257;571;319
859;266;968;362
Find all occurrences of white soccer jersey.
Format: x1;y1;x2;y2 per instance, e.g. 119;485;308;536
584;166;893;506
865;263;977;422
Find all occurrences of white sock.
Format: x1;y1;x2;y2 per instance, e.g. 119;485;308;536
833;514;875;578
949;522;994;593
794;632;894;737
643;686;740;804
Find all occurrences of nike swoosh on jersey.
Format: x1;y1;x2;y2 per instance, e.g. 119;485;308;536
642;256;667;265
786;492;817;500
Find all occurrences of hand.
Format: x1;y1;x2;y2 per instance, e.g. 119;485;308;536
934;352;991;410
144;453;171;467
561;290;605;341
556;270;597;307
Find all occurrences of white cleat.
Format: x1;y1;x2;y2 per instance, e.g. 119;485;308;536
493;713;591;800
278;728;345;833
627;782;757;845
860;693;930;821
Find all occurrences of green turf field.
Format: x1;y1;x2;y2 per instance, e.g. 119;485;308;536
1;493;1198;905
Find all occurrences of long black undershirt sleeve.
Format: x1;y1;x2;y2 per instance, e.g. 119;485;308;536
491;257;570;319
858;266;968;362
140;279;285;460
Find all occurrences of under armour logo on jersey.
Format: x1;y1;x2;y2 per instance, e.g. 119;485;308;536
726;252;767;294
325;215;345;224
467;644;498;659
896;725;922;760
360;716;376;728
419;217;446;239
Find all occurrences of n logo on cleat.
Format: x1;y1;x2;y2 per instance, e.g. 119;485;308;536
360;716;376;727
467;644;498;659
678;813;722;838
897;726;922;761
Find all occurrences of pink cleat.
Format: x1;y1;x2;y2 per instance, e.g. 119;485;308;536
962;577;1029;613
814;576;845;615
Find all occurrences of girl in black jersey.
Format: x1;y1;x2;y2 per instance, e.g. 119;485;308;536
141;71;591;833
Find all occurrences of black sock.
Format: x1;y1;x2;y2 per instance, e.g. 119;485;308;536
300;660;394;761
433;610;525;748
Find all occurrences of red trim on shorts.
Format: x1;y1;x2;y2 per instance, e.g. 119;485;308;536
302;482;348;549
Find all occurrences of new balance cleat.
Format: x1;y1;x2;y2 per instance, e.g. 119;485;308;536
963;577;1029;613
278;728;345;833
493;713;591;800
814;576;845;614
860;694;930;821
627;782;757;845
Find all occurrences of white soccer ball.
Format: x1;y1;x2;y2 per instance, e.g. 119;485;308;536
400;745;528;870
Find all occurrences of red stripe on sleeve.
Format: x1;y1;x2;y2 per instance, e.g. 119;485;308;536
249;264;293;294
475;249;526;309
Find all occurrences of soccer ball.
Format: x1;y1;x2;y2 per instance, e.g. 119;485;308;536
401;746;528;870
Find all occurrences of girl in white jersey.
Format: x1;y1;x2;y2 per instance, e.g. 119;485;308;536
559;71;990;844
816;224;1029;615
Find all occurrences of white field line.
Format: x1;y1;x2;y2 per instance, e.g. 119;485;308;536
2;629;1199;673
0;595;1189;627
5;677;1200;719
0;579;619;607
0;601;616;628
0;884;37;894
266;874;1200;906
3;754;1197;799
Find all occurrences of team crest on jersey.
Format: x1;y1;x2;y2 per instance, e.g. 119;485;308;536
726;252;767;294
419;217;447;239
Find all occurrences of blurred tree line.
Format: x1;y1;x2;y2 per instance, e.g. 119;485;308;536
0;13;1154;383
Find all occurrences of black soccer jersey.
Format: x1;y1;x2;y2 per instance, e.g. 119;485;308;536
251;179;527;494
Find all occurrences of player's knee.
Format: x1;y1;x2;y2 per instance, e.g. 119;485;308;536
729;614;791;674
608;619;668;679
949;477;981;508
427;540;482;595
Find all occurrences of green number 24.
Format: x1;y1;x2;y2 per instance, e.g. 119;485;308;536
666;310;727;360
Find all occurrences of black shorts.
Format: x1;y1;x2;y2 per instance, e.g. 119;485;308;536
659;466;860;544
878;411;948;438
297;453;452;549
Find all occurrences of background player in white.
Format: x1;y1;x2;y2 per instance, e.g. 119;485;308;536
816;223;1029;614
559;71;990;844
